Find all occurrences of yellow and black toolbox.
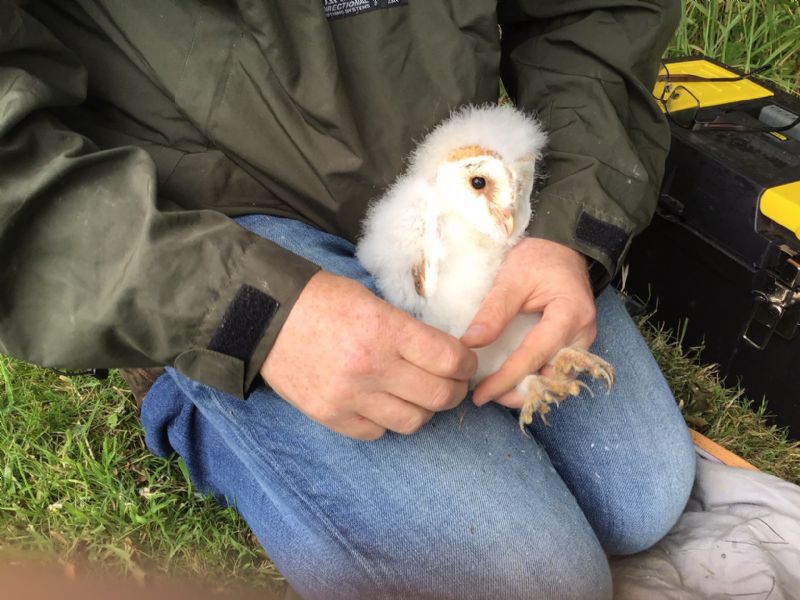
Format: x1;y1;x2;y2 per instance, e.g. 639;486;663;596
622;57;800;438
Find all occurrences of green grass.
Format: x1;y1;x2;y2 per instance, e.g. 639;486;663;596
639;319;800;485
0;358;281;590
669;0;800;91
1;0;800;586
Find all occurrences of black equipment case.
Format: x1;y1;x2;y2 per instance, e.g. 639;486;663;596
622;57;800;438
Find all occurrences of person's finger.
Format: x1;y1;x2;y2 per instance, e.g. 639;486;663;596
328;414;387;441
472;311;573;405
356;392;435;435
397;319;478;380
494;388;524;410
384;361;468;412
461;278;528;348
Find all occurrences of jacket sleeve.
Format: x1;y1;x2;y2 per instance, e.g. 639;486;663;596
0;2;319;399
499;0;680;290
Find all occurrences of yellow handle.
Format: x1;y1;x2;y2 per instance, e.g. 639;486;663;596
760;181;800;240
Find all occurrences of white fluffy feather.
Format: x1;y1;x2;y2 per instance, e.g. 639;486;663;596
357;104;547;385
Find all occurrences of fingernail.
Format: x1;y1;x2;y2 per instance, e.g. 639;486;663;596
464;324;486;340
472;395;490;407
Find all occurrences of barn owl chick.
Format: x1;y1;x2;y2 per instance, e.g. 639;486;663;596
356;105;613;427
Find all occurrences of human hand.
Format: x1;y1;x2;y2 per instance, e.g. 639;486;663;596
261;271;478;440
460;237;596;408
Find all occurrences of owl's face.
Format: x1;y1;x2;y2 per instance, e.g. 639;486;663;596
434;146;535;243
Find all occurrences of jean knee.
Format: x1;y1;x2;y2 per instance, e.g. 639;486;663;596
600;426;696;555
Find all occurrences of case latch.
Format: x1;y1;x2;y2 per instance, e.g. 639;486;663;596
742;256;800;349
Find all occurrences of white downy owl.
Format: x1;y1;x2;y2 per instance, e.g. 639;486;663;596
356;105;613;426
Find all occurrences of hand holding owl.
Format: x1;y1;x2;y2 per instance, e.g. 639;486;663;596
260;271;477;440
463;237;597;409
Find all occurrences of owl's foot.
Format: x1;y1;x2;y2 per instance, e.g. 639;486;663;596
550;346;615;391
518;374;589;428
517;347;615;429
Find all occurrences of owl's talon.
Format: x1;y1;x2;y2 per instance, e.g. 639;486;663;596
598;369;614;391
576;379;594;398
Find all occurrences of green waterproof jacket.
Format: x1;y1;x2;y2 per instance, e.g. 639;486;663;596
0;0;678;398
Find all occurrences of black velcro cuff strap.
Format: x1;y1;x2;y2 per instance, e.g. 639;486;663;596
575;212;629;267
207;284;279;363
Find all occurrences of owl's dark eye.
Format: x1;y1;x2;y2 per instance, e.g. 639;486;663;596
470;176;486;190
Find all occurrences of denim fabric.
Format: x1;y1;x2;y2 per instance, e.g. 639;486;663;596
141;215;696;600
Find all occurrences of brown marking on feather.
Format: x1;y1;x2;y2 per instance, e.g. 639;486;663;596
412;256;426;297
481;175;499;208
447;145;501;162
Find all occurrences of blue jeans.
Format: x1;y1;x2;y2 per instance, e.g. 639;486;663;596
141;215;696;600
